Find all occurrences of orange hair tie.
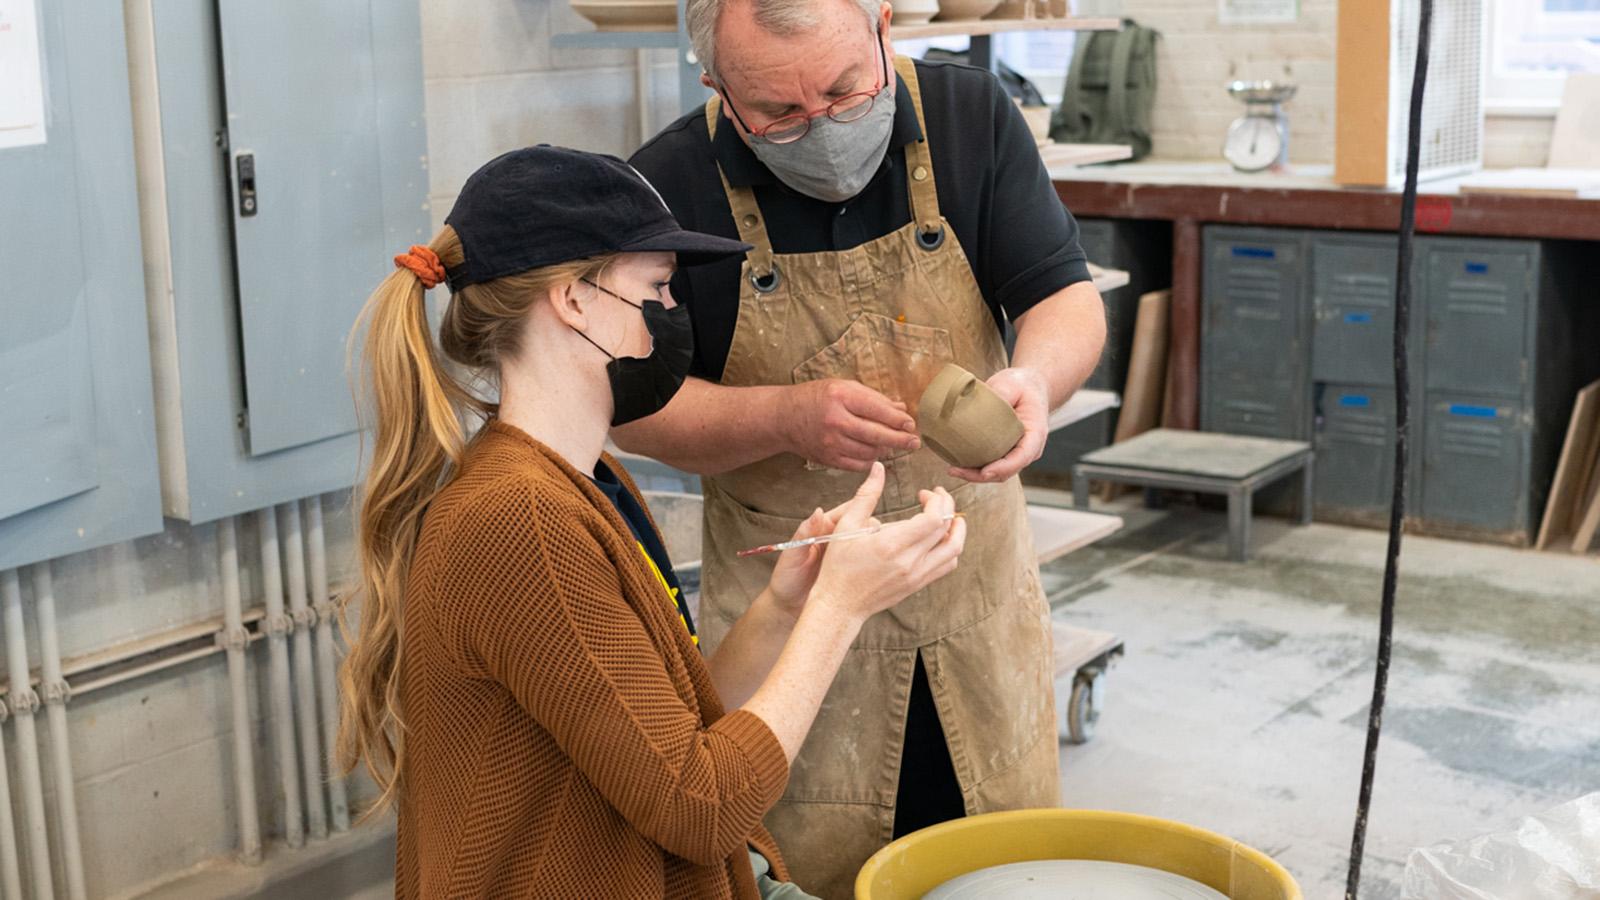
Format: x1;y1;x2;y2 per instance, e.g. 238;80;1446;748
393;245;446;289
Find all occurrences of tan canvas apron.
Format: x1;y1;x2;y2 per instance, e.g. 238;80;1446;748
698;57;1059;900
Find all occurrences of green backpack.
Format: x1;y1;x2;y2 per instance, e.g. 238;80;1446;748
1050;20;1160;160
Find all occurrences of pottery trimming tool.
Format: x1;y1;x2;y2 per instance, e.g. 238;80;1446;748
736;513;963;558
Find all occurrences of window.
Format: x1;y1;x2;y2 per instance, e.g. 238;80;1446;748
1489;0;1600;106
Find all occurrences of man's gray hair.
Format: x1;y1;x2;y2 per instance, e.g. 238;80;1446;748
687;0;881;83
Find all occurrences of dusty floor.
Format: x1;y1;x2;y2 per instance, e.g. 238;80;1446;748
1040;491;1600;900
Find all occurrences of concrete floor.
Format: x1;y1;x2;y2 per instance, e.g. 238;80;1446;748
1042;492;1600;900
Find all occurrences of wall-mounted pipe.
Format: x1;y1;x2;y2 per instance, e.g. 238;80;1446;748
31;564;88;900
258;506;305;849
279;503;328;841
0;572;25;900
304;496;350;831
2;568;55;899
217;518;263;865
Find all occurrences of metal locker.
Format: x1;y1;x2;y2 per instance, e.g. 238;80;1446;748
1420;395;1527;536
0;2;163;570
1420;241;1534;401
1025;219;1169;488
1071;217;1170;393
1076;219;1119;391
1312;384;1396;524
1203;375;1310;440
1311;232;1400;386
135;0;429;522
1201;227;1310;437
1202;227;1309;383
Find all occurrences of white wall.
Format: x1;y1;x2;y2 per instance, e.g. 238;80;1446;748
1110;0;1555;167
419;0;684;230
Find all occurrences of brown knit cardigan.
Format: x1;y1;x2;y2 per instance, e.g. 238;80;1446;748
393;420;791;899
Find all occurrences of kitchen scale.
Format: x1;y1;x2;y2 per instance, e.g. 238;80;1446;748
1223;80;1297;173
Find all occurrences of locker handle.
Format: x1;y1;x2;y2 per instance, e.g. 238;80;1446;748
236;153;258;217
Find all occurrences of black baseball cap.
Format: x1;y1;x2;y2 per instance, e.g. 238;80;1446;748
442;145;751;292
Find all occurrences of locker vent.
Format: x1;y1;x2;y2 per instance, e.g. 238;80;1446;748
1330;273;1394;308
1225;265;1286;315
1327;409;1390;446
1389;0;1484;182
1438;419;1506;458
1441;280;1511;316
1219;397;1289;435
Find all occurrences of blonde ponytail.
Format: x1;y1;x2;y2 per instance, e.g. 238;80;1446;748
338;226;475;816
338;225;617;818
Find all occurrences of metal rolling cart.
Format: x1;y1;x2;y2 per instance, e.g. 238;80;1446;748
1028;389;1128;744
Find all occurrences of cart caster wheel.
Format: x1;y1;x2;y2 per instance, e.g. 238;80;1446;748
1066;671;1102;744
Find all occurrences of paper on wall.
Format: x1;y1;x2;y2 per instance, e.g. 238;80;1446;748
1218;0;1298;24
0;0;46;151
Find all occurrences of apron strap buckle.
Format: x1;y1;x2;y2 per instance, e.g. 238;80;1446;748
915;224;946;251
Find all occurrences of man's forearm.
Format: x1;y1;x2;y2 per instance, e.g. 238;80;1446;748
1010;281;1107;409
612;376;792;475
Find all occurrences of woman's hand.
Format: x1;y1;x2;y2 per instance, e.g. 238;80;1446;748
766;506;841;618
808;463;966;624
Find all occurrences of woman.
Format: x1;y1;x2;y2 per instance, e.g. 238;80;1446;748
337;146;965;900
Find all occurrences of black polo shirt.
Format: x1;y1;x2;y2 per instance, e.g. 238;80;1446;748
629;58;1091;382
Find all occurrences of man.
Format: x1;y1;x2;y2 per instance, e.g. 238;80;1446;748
624;0;1105;894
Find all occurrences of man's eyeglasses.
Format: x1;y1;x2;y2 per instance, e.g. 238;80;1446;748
719;25;890;145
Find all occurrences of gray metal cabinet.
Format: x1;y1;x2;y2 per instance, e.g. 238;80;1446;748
1412;238;1598;542
1312;384;1396;525
1201;227;1311;441
1311;233;1400;387
1420;242;1534;400
133;0;430;522
0;3;163;570
1028;218;1170;487
1420;396;1527;536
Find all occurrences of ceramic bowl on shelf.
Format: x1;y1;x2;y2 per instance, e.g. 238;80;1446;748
892;0;940;24
935;0;1002;19
569;0;675;31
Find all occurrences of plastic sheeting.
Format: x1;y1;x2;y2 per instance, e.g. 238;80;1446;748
1402;793;1600;899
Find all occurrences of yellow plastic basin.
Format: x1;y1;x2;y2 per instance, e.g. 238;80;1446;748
856;809;1302;900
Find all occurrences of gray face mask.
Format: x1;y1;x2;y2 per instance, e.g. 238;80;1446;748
746;81;897;204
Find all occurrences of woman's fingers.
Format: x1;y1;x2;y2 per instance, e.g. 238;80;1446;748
837;462;886;529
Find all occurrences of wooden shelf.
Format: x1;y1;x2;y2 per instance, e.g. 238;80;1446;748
555;15;1121;48
1040;142;1133;170
1088;262;1129;293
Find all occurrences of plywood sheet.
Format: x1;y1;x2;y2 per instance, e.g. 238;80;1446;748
1114;290;1171;443
1572;450;1600;554
1536;379;1600;550
1334;0;1393;185
1101;290;1170;500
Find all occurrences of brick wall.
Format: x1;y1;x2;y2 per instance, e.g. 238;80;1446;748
1113;0;1553;167
420;0;684;231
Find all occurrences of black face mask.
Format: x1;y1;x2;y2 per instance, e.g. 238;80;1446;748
574;279;695;427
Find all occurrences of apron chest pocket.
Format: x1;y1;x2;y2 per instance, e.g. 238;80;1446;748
792;313;956;449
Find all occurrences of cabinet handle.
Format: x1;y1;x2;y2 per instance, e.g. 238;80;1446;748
236;152;257;217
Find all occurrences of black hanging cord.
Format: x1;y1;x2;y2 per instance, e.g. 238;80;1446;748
1345;0;1432;896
